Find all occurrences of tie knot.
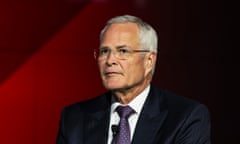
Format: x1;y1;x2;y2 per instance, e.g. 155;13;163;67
116;105;135;119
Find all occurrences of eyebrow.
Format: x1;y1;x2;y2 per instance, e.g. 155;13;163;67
116;45;128;49
100;45;129;50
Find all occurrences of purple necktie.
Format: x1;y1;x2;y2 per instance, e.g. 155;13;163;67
112;105;135;144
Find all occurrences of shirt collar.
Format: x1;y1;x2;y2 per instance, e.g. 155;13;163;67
110;85;150;114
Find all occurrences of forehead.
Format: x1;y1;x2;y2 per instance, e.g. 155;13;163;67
101;22;140;47
106;22;139;34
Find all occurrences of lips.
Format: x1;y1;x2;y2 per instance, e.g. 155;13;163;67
104;71;122;77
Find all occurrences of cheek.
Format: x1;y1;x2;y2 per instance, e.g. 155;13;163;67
125;61;145;79
98;61;104;72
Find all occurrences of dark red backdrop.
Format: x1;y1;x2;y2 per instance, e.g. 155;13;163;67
0;0;231;143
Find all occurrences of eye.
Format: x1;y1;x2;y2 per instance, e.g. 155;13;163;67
118;48;130;54
99;48;110;55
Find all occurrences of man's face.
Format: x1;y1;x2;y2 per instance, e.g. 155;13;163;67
98;22;152;91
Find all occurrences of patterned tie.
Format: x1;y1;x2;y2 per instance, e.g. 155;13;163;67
112;105;135;144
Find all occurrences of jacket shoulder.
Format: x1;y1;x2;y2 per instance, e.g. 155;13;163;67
152;86;206;110
63;92;111;115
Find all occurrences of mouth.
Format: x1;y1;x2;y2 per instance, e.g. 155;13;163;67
104;72;122;77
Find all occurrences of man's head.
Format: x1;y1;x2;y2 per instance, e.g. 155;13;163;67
97;15;158;95
100;15;158;53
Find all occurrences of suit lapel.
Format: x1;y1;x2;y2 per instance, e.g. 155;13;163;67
83;93;112;144
83;109;110;144
132;86;168;144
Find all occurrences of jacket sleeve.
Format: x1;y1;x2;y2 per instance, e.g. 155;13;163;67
56;108;67;144
175;104;211;144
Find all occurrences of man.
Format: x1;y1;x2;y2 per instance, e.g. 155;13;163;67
56;15;211;144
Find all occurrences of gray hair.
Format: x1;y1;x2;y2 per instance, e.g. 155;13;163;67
100;15;158;53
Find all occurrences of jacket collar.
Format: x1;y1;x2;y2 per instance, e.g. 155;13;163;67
132;85;168;144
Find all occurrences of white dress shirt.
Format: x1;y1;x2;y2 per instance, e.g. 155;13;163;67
107;85;150;144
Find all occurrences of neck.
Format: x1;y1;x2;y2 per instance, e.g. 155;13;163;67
112;80;151;105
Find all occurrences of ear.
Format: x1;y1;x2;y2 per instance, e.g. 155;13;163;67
144;52;157;76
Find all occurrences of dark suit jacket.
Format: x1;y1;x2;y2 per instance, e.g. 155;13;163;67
56;85;211;144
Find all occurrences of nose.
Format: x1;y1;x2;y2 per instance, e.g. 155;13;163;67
105;50;117;66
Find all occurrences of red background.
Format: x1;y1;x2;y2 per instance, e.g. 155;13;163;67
0;0;231;143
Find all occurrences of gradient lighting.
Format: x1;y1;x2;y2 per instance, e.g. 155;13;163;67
0;1;136;144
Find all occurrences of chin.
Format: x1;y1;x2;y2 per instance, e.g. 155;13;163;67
103;82;124;91
104;85;120;90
